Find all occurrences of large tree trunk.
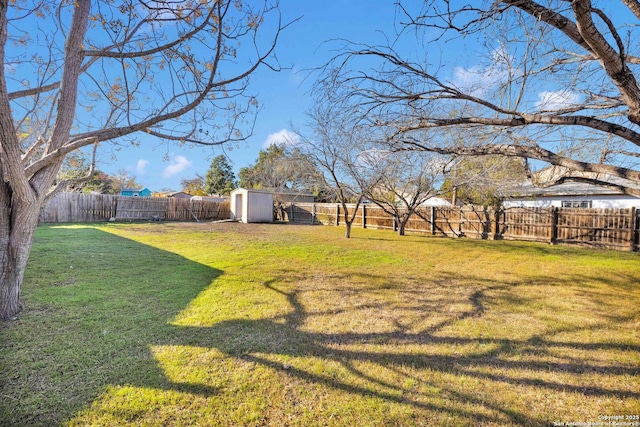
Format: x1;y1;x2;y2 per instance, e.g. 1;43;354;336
0;197;41;320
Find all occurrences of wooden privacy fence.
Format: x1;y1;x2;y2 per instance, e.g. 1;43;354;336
285;202;640;251
39;193;230;223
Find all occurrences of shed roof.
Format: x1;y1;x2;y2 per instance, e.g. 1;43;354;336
231;187;274;194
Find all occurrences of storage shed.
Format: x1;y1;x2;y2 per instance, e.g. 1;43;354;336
230;188;274;223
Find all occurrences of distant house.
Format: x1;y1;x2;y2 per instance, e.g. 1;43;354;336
153;191;192;199
120;188;151;197
501;167;640;208
421;197;459;207
166;191;191;199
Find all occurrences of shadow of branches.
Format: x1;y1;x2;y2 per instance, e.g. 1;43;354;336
162;269;639;426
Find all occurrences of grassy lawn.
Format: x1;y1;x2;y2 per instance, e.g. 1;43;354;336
1;222;639;426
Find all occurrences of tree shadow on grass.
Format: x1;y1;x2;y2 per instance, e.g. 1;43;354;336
0;226;222;426
162;277;639;426
1;225;638;426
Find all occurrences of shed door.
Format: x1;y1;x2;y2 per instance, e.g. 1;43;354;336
235;193;243;221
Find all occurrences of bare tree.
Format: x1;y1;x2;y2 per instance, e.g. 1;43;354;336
0;1;288;319
301;103;376;238
319;0;640;195
362;150;445;235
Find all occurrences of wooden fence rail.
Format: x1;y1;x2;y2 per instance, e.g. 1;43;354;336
39;195;640;251
39;193;230;223
285;202;640;251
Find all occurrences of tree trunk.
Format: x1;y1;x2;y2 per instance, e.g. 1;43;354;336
0;200;41;320
398;220;407;236
345;221;352;238
398;211;414;236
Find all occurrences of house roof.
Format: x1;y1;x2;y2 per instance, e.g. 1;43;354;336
231;187;274;194
154;191;190;197
263;188;315;197
504;181;632;198
231;187;314;197
502;167;640;199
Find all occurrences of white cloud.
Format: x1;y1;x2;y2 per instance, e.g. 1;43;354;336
535;90;581;111
290;66;304;86
451;47;514;97
162;155;192;178
136;159;149;176
262;129;300;149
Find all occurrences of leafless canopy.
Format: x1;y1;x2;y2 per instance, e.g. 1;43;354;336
1;0;288;202
317;0;640;193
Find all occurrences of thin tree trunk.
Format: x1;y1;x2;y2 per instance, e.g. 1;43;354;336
398;220;407;236
398;211;414;236
345;222;352;238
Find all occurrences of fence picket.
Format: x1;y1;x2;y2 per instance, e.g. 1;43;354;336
39;196;640;251
40;193;230;223
286;202;640;251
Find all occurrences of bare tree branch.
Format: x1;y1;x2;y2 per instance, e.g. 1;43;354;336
45;142;98;201
571;0;640;123
317;0;640;196
392;139;640;182
0;0;288;319
621;0;640;19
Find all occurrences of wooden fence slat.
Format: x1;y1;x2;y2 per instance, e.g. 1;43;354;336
286;202;640;251
40;193;230;223
40;196;640;251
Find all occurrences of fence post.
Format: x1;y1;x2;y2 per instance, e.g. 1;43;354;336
312;203;316;224
336;204;340;226
362;204;366;229
482;206;490;240
430;206;436;235
289;203;294;222
551;207;559;245
632;207;638;251
494;208;502;240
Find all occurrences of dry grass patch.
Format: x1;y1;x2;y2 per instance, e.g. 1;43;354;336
1;222;638;426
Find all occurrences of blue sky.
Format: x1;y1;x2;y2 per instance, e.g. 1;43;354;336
94;1;408;191
91;1;627;192
9;1;632;192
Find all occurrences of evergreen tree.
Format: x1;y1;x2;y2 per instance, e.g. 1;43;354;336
205;155;236;195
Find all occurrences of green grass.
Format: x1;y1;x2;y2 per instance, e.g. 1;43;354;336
1;222;639;426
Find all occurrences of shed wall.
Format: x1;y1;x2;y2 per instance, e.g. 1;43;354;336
230;189;274;223
247;191;274;223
